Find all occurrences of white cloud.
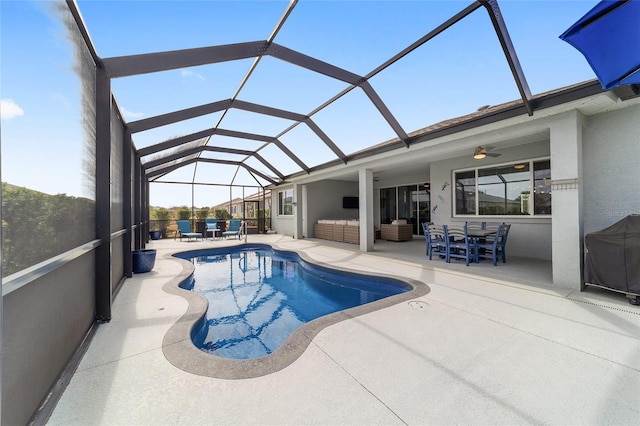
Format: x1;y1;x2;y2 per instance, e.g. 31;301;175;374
180;69;205;81
121;107;144;119
1;99;25;120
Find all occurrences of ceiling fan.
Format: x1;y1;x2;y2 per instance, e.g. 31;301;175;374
473;146;501;159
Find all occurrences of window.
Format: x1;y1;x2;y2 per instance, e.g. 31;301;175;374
380;187;397;224
278;189;293;215
455;170;476;215
534;160;551;215
454;159;551;216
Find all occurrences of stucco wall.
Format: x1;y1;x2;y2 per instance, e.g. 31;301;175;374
304;180;359;238
430;141;552;260
271;185;295;238
583;104;640;234
271;181;359;238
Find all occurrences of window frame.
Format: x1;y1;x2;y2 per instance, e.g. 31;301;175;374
452;157;551;218
278;189;294;216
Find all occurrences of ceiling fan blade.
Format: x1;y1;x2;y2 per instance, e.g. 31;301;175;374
486;152;501;157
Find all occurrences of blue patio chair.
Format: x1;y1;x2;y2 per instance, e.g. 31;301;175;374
421;222;446;260
175;220;202;241
443;224;474;266
204;218;219;239
497;223;511;263
484;222;501;233
474;223;504;266
222;219;243;239
465;221;486;231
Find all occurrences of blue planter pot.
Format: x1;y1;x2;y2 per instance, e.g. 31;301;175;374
133;249;157;273
149;230;161;240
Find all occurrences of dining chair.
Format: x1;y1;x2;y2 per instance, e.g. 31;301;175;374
484;222;501;233
421;222;431;256
465;221;485;231
497;223;511;263
475;223;504;266
422;223;446;260
443;224;474;266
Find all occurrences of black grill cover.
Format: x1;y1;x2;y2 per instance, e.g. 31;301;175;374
584;215;640;294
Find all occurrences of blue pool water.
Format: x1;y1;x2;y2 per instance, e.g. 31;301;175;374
176;245;410;360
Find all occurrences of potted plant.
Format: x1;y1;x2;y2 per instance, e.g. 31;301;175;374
132;249;157;273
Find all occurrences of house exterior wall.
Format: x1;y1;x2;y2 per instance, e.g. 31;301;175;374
430;140;552;260
283;92;639;289
271;185;296;237
376;171;427;189
583;104;640;234
271;180;360;238
549;111;585;288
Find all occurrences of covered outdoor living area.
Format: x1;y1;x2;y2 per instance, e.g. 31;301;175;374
273;82;640;295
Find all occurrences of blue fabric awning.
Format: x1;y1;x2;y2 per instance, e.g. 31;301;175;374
560;0;640;90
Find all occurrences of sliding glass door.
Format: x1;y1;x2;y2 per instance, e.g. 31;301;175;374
398;185;414;230
380;187;396;225
379;183;430;235
416;185;430;235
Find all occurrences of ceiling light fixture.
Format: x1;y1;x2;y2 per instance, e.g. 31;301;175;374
514;163;526;169
473;146;487;159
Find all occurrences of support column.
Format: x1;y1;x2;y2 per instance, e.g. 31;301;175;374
359;168;374;252
144;179;149;245
0;123;3;422
123;129;133;278
95;68;112;322
133;153;142;249
301;184;309;238
550;111;585;289
293;183;303;239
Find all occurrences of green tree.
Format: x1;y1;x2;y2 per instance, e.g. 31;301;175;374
2;183;94;277
176;206;191;220
195;207;210;220
152;207;171;237
213;209;231;220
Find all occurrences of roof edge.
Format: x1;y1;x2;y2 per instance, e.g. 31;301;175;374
282;79;607;182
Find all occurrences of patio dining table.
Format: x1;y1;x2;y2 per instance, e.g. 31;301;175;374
466;229;497;239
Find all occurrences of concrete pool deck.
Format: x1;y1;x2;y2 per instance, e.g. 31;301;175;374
47;235;640;425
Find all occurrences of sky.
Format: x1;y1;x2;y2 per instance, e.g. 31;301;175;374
1;0;600;208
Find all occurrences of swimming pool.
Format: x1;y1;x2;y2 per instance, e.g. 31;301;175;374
176;245;411;359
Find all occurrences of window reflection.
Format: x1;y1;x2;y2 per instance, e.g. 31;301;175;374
379;185;430;235
478;164;530;215
455;170;476;215
380;188;396;225
534;160;552;215
454;159;550;217
278;189;293;215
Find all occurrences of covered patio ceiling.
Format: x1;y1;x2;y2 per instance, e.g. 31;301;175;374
74;0;600;196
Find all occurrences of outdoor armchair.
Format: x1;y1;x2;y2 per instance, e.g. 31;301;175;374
222;219;243;239
176;220;202;241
